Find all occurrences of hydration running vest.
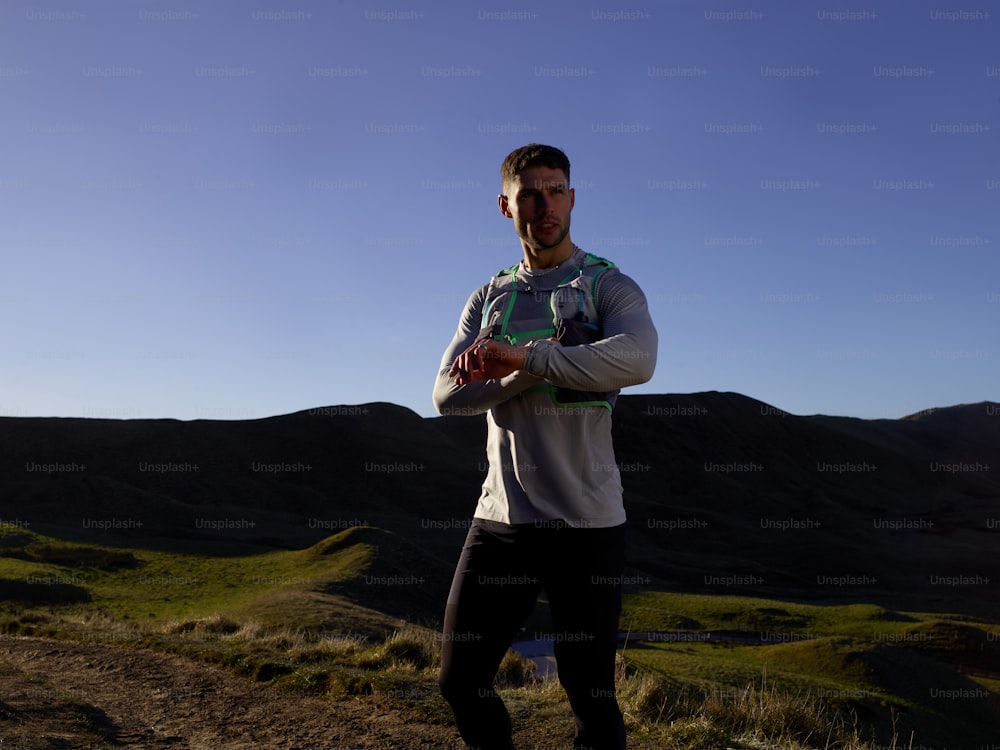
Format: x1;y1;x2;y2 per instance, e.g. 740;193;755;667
478;251;616;410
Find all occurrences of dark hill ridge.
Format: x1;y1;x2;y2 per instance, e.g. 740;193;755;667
0;402;480;554
608;394;999;613
0;392;997;613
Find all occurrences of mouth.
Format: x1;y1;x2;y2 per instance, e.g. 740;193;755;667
536;220;560;234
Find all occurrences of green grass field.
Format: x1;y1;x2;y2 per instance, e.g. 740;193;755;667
0;524;442;632
620;590;1000;745
1;525;998;749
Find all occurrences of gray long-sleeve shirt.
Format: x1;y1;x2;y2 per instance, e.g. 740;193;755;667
433;247;658;528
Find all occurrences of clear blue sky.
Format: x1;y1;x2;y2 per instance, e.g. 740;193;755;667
1;1;996;421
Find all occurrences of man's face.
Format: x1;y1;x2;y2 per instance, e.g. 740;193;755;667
499;166;575;252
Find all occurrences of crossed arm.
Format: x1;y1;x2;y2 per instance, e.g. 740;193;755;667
431;286;541;415
432;274;657;416
448;338;530;386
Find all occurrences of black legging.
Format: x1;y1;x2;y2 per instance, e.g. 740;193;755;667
439;519;627;750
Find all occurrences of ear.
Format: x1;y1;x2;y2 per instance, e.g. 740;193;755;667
569;186;575;211
498;193;513;218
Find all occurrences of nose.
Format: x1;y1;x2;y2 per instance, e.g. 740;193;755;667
535;192;555;213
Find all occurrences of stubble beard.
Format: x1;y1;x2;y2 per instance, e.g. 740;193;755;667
523;217;571;253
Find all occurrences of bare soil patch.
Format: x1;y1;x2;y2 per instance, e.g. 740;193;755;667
0;635;462;749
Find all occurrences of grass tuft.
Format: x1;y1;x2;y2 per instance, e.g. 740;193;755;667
495;647;536;688
163;612;241;636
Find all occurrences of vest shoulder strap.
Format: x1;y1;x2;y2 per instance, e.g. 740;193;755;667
495;261;520;277
582;252;615;269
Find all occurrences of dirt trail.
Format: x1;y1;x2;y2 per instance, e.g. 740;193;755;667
0;635;461;749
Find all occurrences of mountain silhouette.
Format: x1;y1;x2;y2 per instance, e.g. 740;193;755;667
1;392;997;616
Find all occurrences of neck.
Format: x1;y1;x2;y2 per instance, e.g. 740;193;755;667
521;239;576;270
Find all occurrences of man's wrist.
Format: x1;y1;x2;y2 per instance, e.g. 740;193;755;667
495;341;527;375
521;340;540;375
510;344;528;371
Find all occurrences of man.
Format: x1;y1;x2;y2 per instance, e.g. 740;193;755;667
433;144;657;750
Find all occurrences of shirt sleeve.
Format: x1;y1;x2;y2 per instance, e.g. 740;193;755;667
432;285;544;416
520;269;657;392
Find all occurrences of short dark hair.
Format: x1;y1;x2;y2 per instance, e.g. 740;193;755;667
500;144;570;190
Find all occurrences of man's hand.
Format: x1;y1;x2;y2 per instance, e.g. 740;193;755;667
449;338;528;386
